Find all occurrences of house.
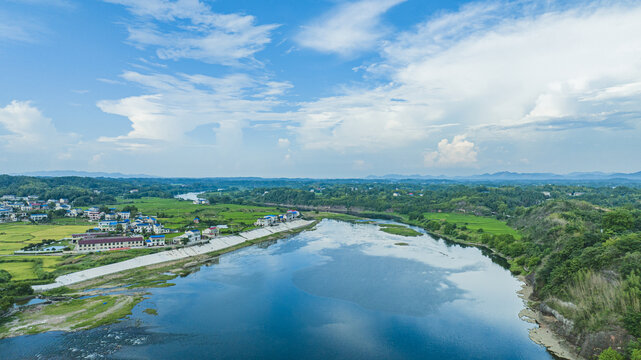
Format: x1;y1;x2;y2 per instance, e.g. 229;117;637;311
98;221;118;232
193;198;209;205
286;210;299;221
185;229;201;242
117;211;130;220
66;208;83;217
30;214;48;222
133;223;153;234
193;216;200;224
256;215;278;226
152;223;167;234
146;235;165;247
104;213;118;220
203;226;219;238
76;236;145;252
86;211;103;221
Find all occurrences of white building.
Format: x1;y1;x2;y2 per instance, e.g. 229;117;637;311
185;229;201;242
203;226;220;238
98;221;118;232
256;215;278;226
117;211;130;220
30;214;48;221
146;235;165;247
86;211;103;221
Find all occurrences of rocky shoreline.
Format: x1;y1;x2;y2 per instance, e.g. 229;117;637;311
516;278;582;360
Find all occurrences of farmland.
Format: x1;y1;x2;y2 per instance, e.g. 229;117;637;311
0;224;93;255
107;197;284;231
423;212;521;238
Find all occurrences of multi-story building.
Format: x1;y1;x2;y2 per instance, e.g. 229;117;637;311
76;236;145;252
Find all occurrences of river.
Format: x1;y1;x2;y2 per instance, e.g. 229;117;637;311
0;220;552;359
174;192;203;201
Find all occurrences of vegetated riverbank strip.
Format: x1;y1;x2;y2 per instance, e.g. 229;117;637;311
33;219;315;292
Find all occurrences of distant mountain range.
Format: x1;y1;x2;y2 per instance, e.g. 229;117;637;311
367;171;641;181
7;170;641;182
14;170;156;178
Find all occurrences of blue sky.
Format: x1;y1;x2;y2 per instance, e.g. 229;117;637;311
0;0;640;177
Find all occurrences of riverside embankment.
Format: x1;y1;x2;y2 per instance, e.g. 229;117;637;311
33;219;314;292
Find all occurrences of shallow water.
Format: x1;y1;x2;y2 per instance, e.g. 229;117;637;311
0;220;552;359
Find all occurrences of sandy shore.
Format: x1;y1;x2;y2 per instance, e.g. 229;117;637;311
516;278;582;360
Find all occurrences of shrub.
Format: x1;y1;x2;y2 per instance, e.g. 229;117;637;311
598;347;624;360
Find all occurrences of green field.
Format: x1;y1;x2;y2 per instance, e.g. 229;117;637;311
0;256;63;281
423;212;521;238
379;224;422;237
108;197;284;231
0;224;93;255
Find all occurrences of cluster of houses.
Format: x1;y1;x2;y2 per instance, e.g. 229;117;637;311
0;195;80;223
255;210;300;226
95;213;172;235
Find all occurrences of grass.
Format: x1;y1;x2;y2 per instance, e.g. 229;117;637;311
0;261;36;281
305;211;365;222
423;212;521;239
143;308;158;316
0;223;92;255
1;294;145;338
106;197;283;231
379;224;422;237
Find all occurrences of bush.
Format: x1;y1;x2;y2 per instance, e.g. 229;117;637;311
598;347;624;360
624;311;641;337
0;269;11;283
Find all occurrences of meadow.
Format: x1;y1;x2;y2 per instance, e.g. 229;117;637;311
423;212;521;238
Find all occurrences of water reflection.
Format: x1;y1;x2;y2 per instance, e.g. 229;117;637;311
0;219;551;360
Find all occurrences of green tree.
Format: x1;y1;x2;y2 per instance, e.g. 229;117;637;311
603;209;635;233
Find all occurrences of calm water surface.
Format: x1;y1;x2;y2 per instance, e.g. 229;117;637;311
0;220;552;359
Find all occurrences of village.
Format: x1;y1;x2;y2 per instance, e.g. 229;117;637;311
2;194;300;255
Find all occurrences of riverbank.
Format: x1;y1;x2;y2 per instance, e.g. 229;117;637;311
406;224;584;360
33;219;314;292
0;220;318;339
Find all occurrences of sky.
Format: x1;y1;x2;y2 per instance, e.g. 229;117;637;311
0;0;640;178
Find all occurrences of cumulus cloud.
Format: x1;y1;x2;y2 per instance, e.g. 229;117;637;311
424;136;478;167
0;101;62;149
293;1;641;157
105;0;278;65
97;71;292;149
295;0;405;56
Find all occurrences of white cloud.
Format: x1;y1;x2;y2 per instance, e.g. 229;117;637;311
97;71;292;149
106;0;278;65
292;1;641;159
0;101;61;149
277;138;290;147
295;0;405;56
424;136;478;167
